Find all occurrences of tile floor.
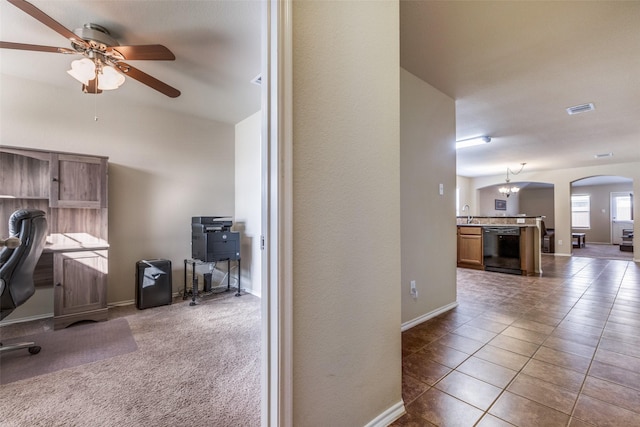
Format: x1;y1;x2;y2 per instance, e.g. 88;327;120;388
393;255;640;426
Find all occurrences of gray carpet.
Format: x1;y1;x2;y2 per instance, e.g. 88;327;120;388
1;317;137;385
0;293;260;427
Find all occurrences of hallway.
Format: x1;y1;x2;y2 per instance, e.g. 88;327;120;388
396;255;640;426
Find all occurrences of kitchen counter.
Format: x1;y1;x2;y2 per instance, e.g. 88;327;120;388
457;219;543;275
457;223;538;227
456;216;542;226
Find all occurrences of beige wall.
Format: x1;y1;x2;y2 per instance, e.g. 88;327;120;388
519;187;555;228
1;74;236;315
235;111;262;296
478;185;521;217
456;175;472;215
292;1;402;425
400;68;457;327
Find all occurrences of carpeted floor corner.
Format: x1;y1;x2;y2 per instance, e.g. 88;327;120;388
0;293;260;427
1;317;137;385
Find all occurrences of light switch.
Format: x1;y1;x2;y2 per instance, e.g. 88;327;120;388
439;183;444;195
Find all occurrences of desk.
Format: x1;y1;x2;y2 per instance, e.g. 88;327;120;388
33;234;109;329
572;233;586;248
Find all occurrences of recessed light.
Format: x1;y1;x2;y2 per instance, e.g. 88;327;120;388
594;152;613;159
567;103;595;115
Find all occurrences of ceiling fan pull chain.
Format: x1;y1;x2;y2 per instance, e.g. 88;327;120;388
94;87;98;121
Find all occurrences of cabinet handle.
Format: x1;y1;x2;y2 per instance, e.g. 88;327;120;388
55;283;62;287
52;178;58;182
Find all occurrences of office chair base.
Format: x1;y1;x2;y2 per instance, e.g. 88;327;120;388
0;342;41;355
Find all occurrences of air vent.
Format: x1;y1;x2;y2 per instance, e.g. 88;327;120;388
566;103;595;115
594;152;613;159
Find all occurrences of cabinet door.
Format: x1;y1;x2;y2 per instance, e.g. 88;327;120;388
50;154;108;208
54;250;108;317
458;234;483;266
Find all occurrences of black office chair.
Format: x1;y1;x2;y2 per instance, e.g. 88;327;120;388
0;209;48;355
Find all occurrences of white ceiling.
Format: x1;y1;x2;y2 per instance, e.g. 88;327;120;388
0;0;261;125
401;1;640;179
2;1;638;182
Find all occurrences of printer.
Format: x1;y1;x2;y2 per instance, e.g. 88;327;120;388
191;216;240;262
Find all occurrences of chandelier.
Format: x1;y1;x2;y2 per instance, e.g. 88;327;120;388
498;163;526;197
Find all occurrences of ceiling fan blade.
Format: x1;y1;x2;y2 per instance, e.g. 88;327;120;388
7;0;89;49
107;45;176;61
114;62;181;98
0;41;76;54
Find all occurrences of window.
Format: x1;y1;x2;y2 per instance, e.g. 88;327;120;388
612;192;634;221
571;194;590;228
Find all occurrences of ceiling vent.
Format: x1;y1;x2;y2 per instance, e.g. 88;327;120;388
594;152;613;159
566;103;595;115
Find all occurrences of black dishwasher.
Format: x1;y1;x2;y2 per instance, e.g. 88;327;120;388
483;227;522;275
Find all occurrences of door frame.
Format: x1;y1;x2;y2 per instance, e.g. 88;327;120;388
261;1;293;426
610;191;633;244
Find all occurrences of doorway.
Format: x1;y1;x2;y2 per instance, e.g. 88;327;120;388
570;176;634;260
611;191;634;244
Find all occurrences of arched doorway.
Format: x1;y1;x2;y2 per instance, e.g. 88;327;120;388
570;175;634;260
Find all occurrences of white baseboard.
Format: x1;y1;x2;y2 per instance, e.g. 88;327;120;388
401;301;459;332
245;287;261;298
364;400;405;427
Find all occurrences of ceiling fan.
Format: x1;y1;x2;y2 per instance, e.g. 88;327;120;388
0;0;181;98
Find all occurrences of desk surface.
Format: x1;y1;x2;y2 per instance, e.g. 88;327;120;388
44;233;109;252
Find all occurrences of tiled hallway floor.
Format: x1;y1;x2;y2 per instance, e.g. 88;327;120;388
394;255;640;426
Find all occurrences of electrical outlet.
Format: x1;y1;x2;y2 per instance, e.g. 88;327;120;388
558;240;563;246
410;280;417;298
517;218;525;224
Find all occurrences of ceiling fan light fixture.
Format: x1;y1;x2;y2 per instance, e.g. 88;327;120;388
97;65;125;90
67;57;96;85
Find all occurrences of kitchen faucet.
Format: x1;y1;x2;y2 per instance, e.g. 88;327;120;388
462;204;472;224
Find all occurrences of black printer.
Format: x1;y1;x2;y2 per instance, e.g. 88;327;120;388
191;216;240;262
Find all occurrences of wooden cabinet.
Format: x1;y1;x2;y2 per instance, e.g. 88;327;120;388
457;226;484;269
50;154;108;208
1;146;108;329
53;250;108;329
519;226;535;276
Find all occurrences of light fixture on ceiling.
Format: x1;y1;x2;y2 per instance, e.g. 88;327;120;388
498;163;526;197
455;136;491;149
67;56;125;91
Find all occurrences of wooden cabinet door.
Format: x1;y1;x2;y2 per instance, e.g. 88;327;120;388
50;154;108;208
457;227;483;268
53;250;108;317
458;234;483;266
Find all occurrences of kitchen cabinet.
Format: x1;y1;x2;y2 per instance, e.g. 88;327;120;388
457;226;483;269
